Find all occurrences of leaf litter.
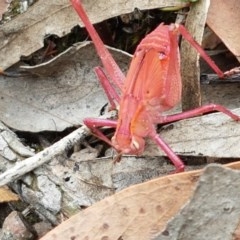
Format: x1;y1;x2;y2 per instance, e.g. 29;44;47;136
0;1;240;239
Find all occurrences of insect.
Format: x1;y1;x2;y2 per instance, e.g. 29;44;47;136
71;0;240;173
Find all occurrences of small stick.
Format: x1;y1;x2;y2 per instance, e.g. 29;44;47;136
0;126;90;187
201;73;240;84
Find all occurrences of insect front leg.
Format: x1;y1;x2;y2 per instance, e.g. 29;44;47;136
149;131;185;173
83;118;117;148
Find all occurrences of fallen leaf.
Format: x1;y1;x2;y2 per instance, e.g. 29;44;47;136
0;42;131;132
0;186;18;203
207;0;240;63
40;161;240;240
1;39;240;133
154;165;240;240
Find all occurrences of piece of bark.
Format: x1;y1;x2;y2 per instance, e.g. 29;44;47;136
40;161;240;240
181;0;210;110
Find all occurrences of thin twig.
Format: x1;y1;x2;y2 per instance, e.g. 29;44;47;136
0;126;90;187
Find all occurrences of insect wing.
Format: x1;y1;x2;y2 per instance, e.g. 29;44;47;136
124;49;170;104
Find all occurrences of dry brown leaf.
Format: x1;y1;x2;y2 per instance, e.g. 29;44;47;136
41;169;200;240
154;165;240;239
207;0;240;62
202;27;222;50
41;161;240;240
0;186;18;203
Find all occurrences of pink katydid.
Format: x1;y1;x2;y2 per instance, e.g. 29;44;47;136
71;0;240;172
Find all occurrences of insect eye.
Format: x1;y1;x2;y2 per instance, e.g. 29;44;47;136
159;52;166;60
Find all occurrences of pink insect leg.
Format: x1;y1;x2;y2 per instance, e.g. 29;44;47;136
84;118;117;148
148;104;240;172
177;25;224;78
94;67;120;110
71;0;125;90
71;0;123;150
83;70;119;147
160;104;240;124
149;131;185;173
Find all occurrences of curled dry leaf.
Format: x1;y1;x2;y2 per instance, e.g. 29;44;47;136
0;42;131;132
41;167;201;240
0;0;184;70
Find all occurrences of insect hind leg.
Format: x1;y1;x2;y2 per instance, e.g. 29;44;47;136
160;104;240;124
